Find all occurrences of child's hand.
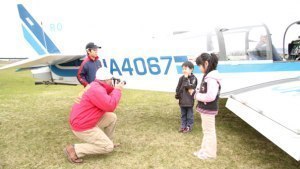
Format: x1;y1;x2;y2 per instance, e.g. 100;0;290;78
188;89;194;95
175;93;180;99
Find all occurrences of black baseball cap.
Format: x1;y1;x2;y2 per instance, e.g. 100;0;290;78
85;42;101;49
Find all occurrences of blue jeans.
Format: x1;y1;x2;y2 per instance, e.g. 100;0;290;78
180;107;194;129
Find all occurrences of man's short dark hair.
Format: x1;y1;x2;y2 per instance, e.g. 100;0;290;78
182;61;194;69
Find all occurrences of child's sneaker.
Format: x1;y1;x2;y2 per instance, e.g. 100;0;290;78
193;150;209;160
183;126;191;133
178;128;185;133
193;149;215;160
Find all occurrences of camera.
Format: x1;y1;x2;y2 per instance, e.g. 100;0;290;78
112;77;126;86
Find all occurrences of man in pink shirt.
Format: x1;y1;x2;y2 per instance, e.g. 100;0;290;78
64;68;125;164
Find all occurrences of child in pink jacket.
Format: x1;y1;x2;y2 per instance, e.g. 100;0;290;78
189;53;221;160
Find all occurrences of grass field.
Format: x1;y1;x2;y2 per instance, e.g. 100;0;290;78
0;68;300;169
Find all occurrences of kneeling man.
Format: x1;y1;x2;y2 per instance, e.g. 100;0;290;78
64;68;125;163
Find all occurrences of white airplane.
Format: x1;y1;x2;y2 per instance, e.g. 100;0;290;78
1;3;300;161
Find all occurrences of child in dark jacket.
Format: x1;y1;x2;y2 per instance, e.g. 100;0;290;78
175;61;198;133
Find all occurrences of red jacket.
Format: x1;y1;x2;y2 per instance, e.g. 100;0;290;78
69;80;122;131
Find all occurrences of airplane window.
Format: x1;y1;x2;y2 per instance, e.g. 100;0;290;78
223;33;247;60
59;59;83;67
222;26;273;61
289;41;300;60
247;28;270;60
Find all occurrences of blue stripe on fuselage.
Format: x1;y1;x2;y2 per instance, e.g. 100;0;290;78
176;62;300;74
50;57;300;77
218;62;300;73
174;56;188;62
50;65;78;77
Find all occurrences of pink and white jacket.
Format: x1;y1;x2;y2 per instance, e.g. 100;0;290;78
194;70;221;115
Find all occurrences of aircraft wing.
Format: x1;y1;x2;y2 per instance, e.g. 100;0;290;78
0;54;84;70
226;77;300;161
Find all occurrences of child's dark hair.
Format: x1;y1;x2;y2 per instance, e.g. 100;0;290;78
195;53;218;75
182;61;194;69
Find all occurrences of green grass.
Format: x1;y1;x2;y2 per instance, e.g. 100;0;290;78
0;68;300;169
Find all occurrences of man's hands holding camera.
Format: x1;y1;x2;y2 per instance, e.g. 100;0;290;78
113;78;126;90
114;81;126;90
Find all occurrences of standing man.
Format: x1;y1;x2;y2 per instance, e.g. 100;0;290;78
77;42;102;87
64;68;125;164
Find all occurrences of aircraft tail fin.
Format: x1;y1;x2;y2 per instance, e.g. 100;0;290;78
17;4;60;55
